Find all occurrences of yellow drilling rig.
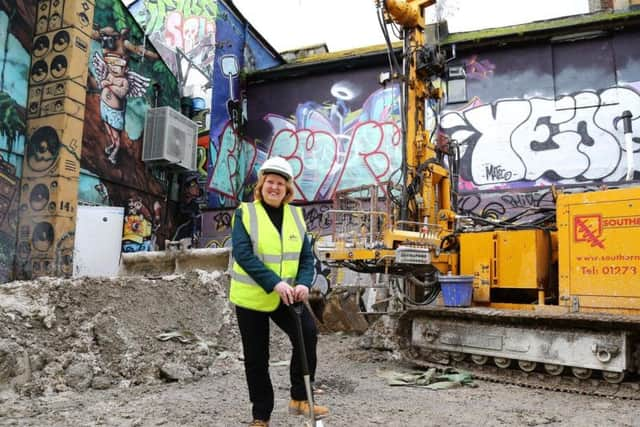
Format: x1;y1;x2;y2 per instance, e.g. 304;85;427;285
317;0;640;397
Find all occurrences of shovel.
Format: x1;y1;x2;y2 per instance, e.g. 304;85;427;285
289;302;325;427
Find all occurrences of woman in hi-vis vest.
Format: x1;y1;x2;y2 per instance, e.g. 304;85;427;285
230;156;329;427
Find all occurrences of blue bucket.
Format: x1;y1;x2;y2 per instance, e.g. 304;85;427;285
440;274;474;307
191;97;206;111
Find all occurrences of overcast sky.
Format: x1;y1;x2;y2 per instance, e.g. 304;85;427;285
232;0;590;52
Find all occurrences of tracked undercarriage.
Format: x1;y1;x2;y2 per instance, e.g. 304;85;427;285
397;306;640;399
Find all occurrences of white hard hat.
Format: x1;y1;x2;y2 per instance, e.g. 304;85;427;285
259;156;293;181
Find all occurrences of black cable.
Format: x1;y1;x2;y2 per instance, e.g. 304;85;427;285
377;1;410;223
393;274;441;306
439;234;459;252
462;211;557;231
376;2;401;74
399;28;410;222
406;158;439;200
390;20;403;40
375;4;395;80
449;142;460;211
387;167;404;208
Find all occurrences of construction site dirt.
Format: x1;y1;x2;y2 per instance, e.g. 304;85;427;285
1;272;638;426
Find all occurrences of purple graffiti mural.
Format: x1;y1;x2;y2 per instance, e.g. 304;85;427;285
209;83;404;203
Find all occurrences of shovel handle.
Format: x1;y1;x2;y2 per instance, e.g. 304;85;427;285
291;301;304;316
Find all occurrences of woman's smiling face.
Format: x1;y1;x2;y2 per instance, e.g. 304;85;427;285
261;173;287;207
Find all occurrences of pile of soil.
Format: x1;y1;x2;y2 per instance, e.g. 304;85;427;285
0;271;287;397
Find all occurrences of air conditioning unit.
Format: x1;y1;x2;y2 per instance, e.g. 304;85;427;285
142;106;198;171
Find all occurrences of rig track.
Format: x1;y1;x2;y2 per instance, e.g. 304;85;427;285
404;351;640;400
398;306;640;399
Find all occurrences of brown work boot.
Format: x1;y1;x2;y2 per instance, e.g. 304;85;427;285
288;399;329;418
249;420;269;426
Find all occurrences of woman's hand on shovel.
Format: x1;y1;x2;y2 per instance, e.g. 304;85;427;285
293;285;309;302
275;281;294;305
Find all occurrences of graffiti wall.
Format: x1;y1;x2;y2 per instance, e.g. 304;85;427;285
128;0;217;76
235;29;639;227
125;0;281;135
205;0;282;208
441;35;640;197
125;0;282;235
80;0;180;253
14;0;97;279
209;67;401;207
125;0;214;129
0;0;35;282
126;0;281;80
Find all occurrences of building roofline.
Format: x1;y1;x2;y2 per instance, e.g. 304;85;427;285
248;9;640;83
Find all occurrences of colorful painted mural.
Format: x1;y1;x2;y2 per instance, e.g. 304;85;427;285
127;0;217;77
205;0;282;208
125;0;281;136
80;0;180;253
122;196;161;252
125;0;213;128
124;0;282;216
209;68;400;208
14;0;96;279
0;1;34;282
126;0;280;78
234;29;639;228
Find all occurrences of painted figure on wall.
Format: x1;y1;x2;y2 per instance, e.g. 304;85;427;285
80;1;181;255
0;91;25;160
127;0;217;76
0;5;29;168
122;197;161;252
91;26;157;164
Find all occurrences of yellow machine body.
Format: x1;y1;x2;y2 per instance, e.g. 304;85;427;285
556;187;640;315
459;230;552;304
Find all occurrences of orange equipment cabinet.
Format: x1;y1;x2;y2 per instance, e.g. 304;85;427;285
459;229;551;304
556;187;640;314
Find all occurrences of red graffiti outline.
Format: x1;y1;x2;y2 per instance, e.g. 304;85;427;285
269;127;339;202
334;120;400;196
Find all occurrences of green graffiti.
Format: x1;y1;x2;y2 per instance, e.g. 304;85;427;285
197;145;207;178
144;0;218;34
177;0;217;18
210;123;255;199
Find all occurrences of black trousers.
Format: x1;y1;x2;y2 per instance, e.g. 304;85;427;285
236;302;318;421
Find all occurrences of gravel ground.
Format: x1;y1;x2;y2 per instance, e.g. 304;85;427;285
2;332;640;427
1;273;639;426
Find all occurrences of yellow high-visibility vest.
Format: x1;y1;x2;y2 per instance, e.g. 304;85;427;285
229;201;306;312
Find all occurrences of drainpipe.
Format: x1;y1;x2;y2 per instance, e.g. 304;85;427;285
620;110;634;181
